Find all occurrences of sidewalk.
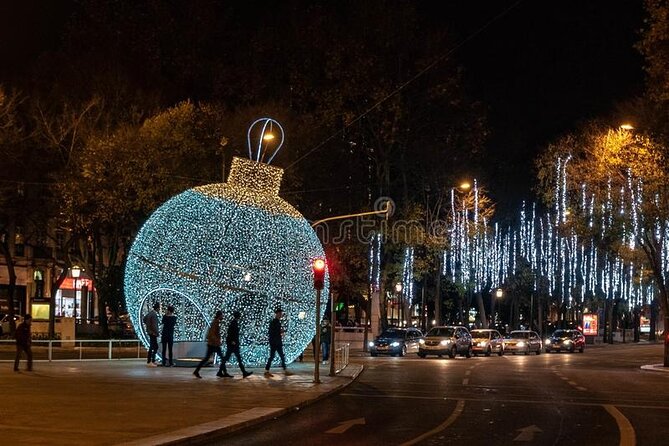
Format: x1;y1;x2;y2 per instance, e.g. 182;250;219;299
0;359;363;446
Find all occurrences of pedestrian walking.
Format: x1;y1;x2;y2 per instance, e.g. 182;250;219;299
143;302;160;367
193;310;226;378
14;314;33;372
264;308;291;377
161;305;177;367
219;311;253;378
320;317;332;363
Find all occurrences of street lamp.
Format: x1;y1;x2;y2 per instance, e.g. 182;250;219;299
71;265;81;321
394;282;403;327
493;288;503;328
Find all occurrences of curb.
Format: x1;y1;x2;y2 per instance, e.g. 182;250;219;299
117;364;364;446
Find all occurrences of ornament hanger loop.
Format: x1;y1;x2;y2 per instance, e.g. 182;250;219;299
247;118;285;164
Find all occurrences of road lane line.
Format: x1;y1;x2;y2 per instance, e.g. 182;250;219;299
462;378;469;385
576;386;588;391
568;381;578;386
400;400;465;446
340;393;669;411
465;370;471;376
603;405;636;446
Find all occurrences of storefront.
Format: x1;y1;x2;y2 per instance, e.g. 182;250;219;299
54;276;98;322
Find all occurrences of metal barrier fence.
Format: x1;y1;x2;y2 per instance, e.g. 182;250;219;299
0;340;352;373
0;339;146;362
334;342;350;373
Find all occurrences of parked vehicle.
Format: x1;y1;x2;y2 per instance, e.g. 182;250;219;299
0;314;20;336
504;330;542;355
545;329;585;353
418;326;472;358
369;327;423;357
470;329;505;356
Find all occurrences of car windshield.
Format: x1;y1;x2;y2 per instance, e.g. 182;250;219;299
426;327;455;337
553;330;568;337
470;330;490;338
509;332;529;339
379;329;404;338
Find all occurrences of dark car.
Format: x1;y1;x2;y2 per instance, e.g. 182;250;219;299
545;329;585;353
0;314;21;336
369;327;423;357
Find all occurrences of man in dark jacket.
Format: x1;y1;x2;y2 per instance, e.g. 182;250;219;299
143;302;160;367
264;308;291;377
220;311;253;378
161;305;177;367
193;310;226;378
14;314;33;372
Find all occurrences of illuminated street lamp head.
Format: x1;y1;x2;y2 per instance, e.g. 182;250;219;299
495;288;503;298
71;265;82;279
619;123;634;131
395;282;403;293
247;117;284;164
458;181;471;191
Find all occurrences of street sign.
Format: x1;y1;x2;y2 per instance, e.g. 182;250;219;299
583;313;598;336
513;425;542;442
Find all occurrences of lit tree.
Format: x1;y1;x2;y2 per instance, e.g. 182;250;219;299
537;123;669;365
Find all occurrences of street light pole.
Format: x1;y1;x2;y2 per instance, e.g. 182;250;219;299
494;288;503;328
394;283;403;327
71;265;81;322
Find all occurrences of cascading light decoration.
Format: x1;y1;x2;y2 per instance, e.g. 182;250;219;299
124;117;328;366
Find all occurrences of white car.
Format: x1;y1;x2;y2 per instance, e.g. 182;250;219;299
504;330;542;355
470;329;505;356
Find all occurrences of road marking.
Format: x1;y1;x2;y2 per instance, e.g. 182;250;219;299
603;405;636;446
560;376;569;380
400;400;465;446
465;370;471;376
325;418;366;434
513;425;543;442
568;381;578;386
576;386;588;391
340;393;669;410
462;378;469;385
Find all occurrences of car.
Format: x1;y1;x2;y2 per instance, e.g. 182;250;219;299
369;327;423;357
545;329;585;353
504;330;542;355
418;325;472;358
0;314;21;336
470;328;505;356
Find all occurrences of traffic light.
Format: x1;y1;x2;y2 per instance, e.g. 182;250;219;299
312;258;326;290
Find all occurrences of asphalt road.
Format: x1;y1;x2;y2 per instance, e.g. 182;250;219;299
211;343;668;446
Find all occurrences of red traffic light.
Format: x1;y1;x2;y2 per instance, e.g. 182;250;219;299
313;258;326;272
312;258;326;290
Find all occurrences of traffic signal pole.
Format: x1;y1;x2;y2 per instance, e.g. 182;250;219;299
314;288;321;384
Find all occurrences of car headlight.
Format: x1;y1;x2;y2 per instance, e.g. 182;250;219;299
419;339;425;344
477;342;487;347
517;341;526;347
545;339;551;345
440;340;451;346
368;341;375;347
391;342;400;347
563;339;572;344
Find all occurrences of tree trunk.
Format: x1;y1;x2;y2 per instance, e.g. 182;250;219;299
434;257;442;325
664;314;669;368
650;297;658;342
0;240;17;334
476;292;488;328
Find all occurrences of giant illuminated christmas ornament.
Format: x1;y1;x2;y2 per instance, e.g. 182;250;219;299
124;118;328;366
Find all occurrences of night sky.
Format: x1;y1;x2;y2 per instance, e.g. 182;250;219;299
0;0;645;216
